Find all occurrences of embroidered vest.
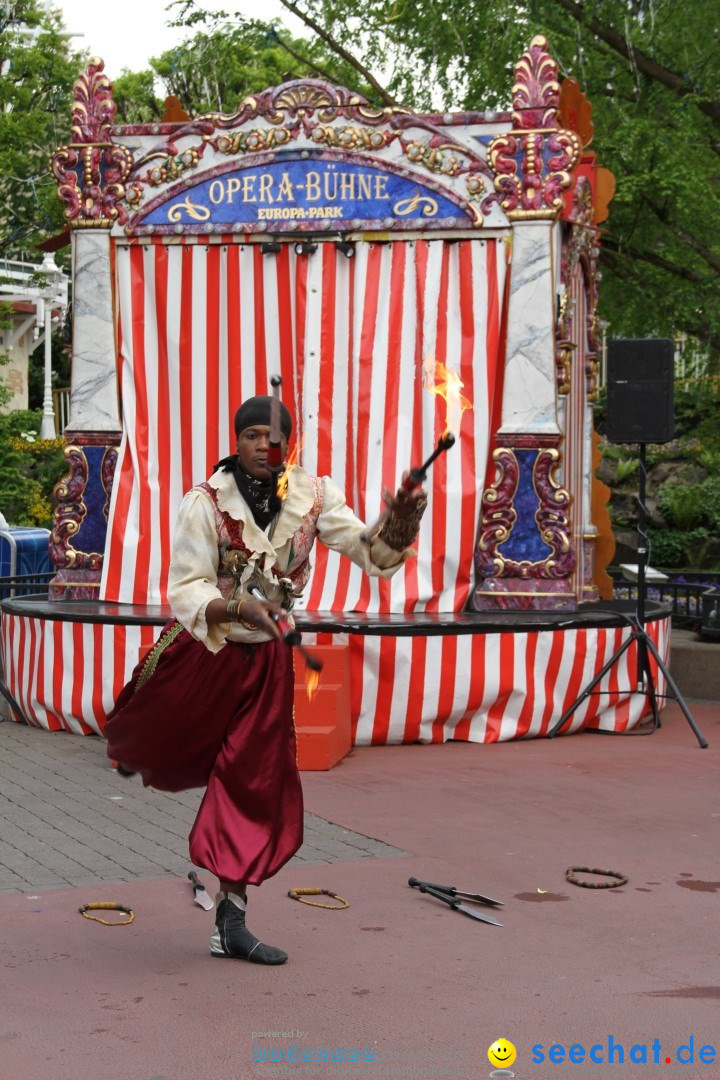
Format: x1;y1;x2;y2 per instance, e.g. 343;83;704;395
196;477;324;600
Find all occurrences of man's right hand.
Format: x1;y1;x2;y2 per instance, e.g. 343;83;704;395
205;597;284;639
237;598;284;639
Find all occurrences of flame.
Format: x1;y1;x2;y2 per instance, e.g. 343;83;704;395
305;666;320;702
422;354;472;436
276;443;300;502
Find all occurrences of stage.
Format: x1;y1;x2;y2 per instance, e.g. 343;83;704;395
1;597;670;744
1;39;644;752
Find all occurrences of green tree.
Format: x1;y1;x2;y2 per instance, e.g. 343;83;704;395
0;301;15;410
113;15;371;123
0;0;81;258
258;0;720;361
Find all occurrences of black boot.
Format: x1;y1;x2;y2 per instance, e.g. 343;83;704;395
115;763;137;778
210;892;288;965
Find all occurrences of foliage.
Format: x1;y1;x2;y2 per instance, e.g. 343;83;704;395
27;334;71;409
658;483;703;531
648;526;717;570
217;0;720;361
0;0;81;259
615;458;640;483
0;409;66;527
673;385;720;452
113;15;371;123
0;301;14;409
650;477;720;569
696;476;720;531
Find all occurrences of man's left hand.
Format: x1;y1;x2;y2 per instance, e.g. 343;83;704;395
382;472;426;520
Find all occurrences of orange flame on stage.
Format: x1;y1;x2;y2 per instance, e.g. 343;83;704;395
305;666;320;702
276;443;300;502
422;355;472;436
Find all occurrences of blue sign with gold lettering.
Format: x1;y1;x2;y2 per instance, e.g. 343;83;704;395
142;158;468;230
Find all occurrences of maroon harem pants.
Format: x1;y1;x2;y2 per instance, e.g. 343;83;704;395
105;624;302;885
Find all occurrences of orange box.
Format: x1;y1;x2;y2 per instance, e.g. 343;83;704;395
294;645;351;771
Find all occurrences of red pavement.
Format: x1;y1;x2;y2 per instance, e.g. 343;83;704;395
1;703;718;1080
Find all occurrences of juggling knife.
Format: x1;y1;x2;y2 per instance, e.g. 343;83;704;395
408;876;503;907
188;871;214;910
415;883;503;926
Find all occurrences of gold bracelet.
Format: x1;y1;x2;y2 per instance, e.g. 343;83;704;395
226;598;256;629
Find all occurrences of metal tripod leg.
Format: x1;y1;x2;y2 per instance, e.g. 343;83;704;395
547;632;636;738
643;633;708;748
0;680;30;725
548;626;708;748
636;633;661;731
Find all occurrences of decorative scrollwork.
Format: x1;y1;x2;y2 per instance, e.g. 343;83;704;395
533;449;575;578
555;340;574;395
70;56;115;143
167;196;211;223
49;57;133;227
309;124;392;151
487;126;580;220
50;446;103;570
476;446;576;580
585;353;600;402
558;176;602;396
466;175;486;200
101;446;118;520
476;448;519;577
212;127;293;155
269;82;364;123
512;35;560;129
486;36;581;221
403;139;460;175
393;192;438;217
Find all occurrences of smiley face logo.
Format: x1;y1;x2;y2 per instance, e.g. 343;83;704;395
488;1039;517;1069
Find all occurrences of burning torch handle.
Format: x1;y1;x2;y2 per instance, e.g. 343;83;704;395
267;374;284;471
247;586;323;672
360;467;426;544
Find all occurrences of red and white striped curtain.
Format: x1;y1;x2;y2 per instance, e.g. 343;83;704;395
1;609;669;740
102;237;507;612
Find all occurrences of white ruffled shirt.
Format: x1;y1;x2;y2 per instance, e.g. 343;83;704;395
167;466;412;652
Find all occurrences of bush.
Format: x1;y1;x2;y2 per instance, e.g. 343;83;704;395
658;483;704;530
648;526;717;569
0;410;66;528
615;458;640;483
697;476;720;530
647;529;693;568
658;476;720;533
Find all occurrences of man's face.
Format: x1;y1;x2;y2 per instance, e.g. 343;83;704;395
236;425;288;480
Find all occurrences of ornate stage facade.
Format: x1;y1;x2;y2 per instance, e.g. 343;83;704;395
1;35;667;745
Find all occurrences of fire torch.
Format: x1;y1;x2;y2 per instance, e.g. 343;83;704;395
360;432;455;543
252;375;323;678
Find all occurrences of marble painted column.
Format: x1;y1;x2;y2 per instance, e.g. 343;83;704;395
49;231;122;599
475;222;575;610
48;58;132;599
473;34;581;611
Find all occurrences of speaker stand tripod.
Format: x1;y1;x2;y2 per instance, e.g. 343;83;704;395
548;444;708;748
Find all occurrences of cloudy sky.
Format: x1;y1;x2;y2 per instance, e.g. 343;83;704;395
55;0;307;78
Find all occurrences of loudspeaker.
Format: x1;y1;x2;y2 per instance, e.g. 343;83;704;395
606;338;674;444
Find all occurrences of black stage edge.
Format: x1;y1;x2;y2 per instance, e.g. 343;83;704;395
1;596;671;636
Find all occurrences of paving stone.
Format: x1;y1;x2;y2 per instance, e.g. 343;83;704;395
0;719;408;893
